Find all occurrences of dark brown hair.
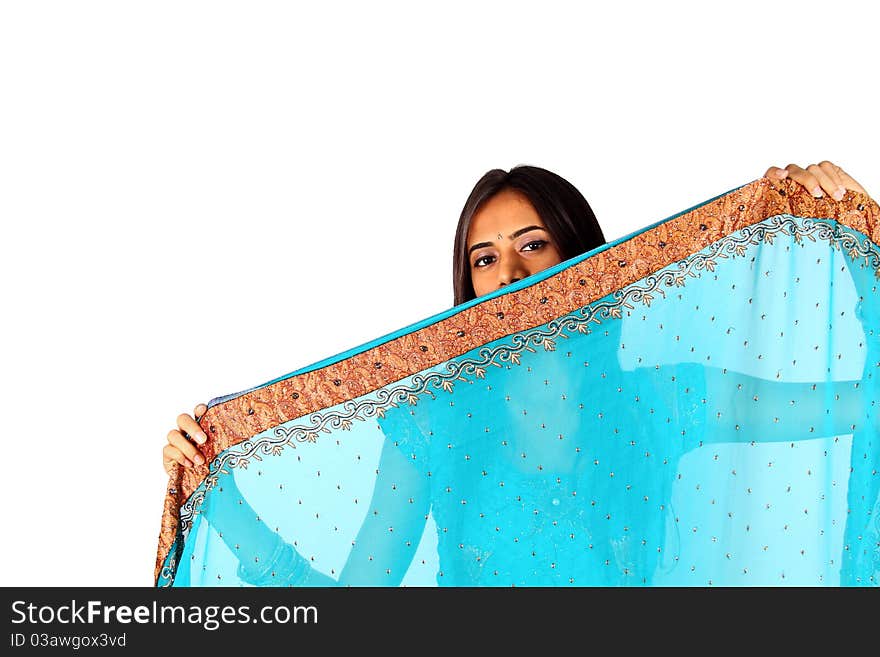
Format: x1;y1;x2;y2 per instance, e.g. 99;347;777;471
452;165;605;305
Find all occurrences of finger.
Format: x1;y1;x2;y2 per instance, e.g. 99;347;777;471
167;429;206;465
807;163;843;200
163;454;178;476
163;444;194;471
193;403;207;421
817;161;845;198
764;166;789;180
178;412;208;445
784;164;824;198
831;164;867;194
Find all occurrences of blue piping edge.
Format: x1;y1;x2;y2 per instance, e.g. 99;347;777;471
206;179;752;408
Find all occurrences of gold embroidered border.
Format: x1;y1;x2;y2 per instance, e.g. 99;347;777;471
154;176;879;582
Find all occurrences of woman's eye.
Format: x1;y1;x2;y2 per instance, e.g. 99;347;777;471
522;240;547;252
473;255;495;268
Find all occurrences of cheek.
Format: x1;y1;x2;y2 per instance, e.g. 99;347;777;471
470;269;491;296
539;244;564;267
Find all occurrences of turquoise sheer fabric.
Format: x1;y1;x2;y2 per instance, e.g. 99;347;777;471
155;179;879;586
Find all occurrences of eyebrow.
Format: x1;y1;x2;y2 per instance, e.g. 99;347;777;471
467;225;547;257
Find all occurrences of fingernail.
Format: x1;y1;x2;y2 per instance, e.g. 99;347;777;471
183;459;194;468
833;187;845;201
193;454;205;465
195;432;208;444
812;186;824;197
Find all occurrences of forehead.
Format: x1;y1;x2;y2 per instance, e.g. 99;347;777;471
467;189;544;243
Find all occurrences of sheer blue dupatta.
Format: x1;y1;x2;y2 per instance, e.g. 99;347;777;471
155;176;879;587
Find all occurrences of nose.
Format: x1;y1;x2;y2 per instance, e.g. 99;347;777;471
498;257;530;289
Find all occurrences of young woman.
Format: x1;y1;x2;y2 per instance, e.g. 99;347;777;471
162;160;868;474
160;160;876;586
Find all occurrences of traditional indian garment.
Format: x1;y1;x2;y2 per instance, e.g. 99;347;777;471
155;176;879;587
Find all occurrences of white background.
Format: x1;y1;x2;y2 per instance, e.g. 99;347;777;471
1;1;877;586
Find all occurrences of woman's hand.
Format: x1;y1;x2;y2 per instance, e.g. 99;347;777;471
162;403;208;475
764;160;867;200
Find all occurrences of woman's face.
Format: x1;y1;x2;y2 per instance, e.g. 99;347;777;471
466;188;564;298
